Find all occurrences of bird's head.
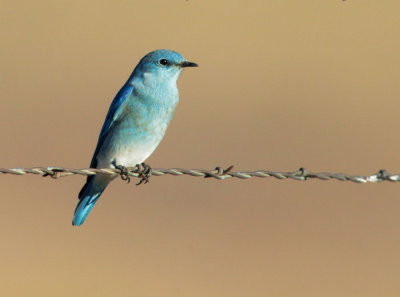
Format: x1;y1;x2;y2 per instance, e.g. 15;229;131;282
132;49;198;85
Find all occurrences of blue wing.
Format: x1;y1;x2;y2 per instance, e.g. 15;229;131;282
74;83;133;226
90;83;134;168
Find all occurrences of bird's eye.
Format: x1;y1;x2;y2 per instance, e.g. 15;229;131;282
159;59;168;66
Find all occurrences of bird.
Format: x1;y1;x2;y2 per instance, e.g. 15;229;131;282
72;49;198;226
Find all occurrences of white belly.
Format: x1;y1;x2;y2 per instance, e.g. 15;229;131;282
95;120;168;169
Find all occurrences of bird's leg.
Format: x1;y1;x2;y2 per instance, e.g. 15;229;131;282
136;162;153;186
111;160;131;184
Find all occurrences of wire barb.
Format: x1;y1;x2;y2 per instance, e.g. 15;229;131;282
0;166;399;183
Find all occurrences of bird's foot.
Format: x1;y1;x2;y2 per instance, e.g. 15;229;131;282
136;163;152;186
111;161;131;183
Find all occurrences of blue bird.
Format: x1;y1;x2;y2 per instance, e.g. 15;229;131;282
73;49;198;226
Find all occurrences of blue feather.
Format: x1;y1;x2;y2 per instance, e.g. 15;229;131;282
72;84;133;226
90;84;134;168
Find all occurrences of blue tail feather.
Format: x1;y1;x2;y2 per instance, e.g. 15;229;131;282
72;176;108;226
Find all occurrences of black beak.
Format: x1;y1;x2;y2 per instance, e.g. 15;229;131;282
180;61;198;68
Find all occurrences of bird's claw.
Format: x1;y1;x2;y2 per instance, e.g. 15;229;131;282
136;163;152;186
112;161;131;183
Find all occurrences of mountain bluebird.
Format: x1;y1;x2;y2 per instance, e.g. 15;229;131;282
72;49;198;226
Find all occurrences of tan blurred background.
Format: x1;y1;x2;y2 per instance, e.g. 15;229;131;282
1;0;400;296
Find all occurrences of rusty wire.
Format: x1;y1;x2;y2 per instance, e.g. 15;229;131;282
0;166;399;183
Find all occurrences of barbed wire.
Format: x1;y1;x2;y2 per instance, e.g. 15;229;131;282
0;166;399;183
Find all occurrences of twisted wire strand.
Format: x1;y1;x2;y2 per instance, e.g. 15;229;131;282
0;166;399;183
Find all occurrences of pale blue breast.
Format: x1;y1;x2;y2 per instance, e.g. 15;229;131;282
96;92;178;168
